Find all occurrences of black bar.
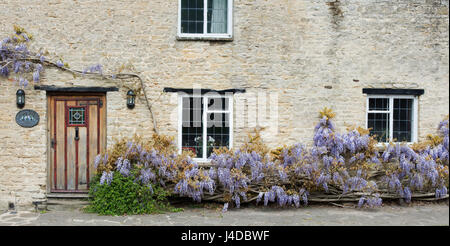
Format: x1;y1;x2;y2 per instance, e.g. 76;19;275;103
163;87;246;94
362;88;424;96
34;85;119;92
1;226;447;244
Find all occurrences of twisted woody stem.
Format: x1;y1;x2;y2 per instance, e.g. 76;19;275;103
14;57;159;134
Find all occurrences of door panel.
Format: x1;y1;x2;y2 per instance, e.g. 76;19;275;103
48;94;106;193
55;100;65;190
78;127;88;190
67;126;76;190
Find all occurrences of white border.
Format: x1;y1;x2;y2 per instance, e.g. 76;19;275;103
365;94;419;145
177;0;233;40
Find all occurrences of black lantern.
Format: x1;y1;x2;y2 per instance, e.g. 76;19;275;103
16;89;25;108
127;90;135;109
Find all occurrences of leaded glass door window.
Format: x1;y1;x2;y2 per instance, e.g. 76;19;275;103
68;106;87;126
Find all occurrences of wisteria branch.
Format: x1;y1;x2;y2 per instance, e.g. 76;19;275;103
1;28;159;134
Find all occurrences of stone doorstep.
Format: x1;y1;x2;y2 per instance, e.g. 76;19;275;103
46;193;90;199
34;193;91;212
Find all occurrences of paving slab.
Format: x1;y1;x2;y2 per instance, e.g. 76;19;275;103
0;204;448;226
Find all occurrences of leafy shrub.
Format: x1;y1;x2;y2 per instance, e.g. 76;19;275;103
89;134;212;215
94;134;215;204
86;171;180;215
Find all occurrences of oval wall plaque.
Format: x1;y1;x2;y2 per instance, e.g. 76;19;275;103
16;109;40;128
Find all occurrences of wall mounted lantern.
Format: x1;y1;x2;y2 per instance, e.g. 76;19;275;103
127;90;135;109
16;89;25;108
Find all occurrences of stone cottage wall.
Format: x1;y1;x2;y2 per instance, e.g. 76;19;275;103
0;0;448;209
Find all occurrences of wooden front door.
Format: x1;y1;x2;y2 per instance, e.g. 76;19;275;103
48;94;106;193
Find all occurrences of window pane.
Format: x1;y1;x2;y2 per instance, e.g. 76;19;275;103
368;113;389;142
69;107;85;125
181;0;204;34
207;0;228;33
196;22;203;33
368;98;389;111
181;0;189;8
182;97;204;158
207;97;229;111
207;112;230;157
181;9;189;21
393;99;413;142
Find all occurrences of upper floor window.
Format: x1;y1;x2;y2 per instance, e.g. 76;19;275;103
366;95;418;143
178;0;233;40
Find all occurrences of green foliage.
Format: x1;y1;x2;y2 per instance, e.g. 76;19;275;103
86;171;181;215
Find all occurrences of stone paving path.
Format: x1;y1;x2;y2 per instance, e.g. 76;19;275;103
0;211;40;226
0;204;448;226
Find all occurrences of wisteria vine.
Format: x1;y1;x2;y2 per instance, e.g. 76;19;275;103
0;25;159;133
93;109;448;212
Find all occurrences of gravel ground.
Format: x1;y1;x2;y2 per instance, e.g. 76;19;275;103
0;203;448;226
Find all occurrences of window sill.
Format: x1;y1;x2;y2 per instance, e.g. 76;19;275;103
193;158;211;162
193;158;215;167
176;34;233;42
375;142;417;151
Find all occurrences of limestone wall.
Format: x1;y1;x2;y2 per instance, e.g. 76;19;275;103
0;0;448;209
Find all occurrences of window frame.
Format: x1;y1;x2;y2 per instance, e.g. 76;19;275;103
177;0;233;40
365;94;418;144
178;93;234;162
66;105;88;127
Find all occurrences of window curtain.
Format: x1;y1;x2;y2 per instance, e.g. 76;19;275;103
210;0;227;33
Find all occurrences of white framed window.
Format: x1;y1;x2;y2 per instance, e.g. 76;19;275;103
177;0;233;40
178;94;233;161
366;95;418;143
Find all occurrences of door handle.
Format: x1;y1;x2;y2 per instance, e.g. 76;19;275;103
75;127;80;141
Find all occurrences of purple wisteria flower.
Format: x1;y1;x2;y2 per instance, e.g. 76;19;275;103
100;171;113;185
94;154;102;169
222;203;229;213
32;70;40;82
56;60;64;67
358;197;365;208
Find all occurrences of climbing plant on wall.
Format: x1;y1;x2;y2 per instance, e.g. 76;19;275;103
92;108;448;213
0;25;159;133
